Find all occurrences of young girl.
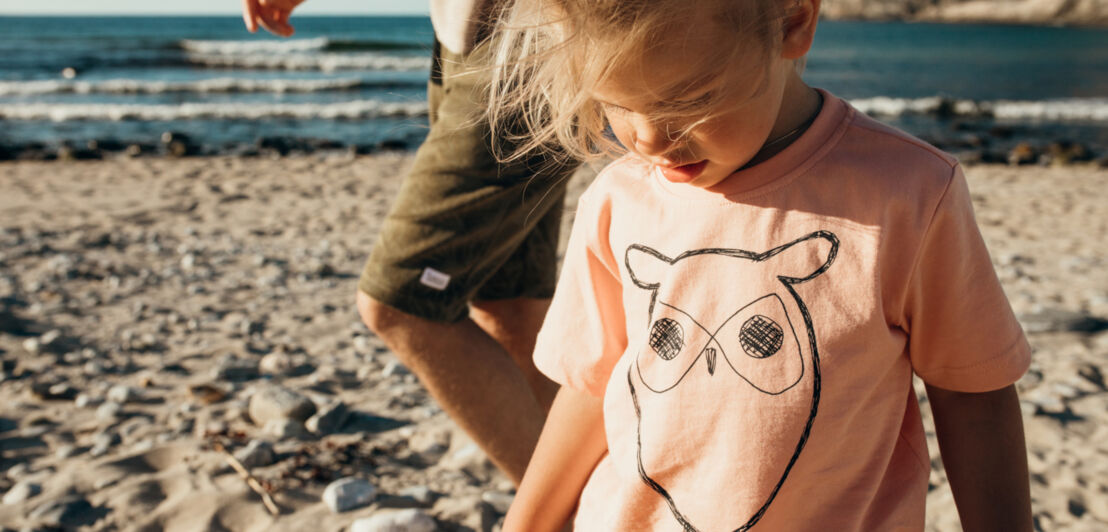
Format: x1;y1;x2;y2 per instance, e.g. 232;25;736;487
487;0;1033;530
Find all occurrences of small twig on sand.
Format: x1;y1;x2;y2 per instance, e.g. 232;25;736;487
214;442;281;516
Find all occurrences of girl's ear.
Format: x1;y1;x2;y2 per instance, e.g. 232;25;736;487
625;244;674;289
781;0;820;60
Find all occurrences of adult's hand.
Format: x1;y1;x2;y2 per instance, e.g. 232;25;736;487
242;0;306;37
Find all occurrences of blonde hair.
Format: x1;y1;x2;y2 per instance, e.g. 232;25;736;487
486;0;794;164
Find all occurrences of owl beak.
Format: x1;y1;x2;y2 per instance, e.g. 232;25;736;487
705;347;717;376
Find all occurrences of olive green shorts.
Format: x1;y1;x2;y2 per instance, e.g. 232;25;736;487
358;40;578;323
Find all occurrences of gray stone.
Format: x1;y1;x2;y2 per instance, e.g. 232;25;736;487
234;439;276;468
213;355;260;381
1018;309;1108;334
248;385;316;425
2;480;42;505
305;401;350;435
350;509;437;532
322;477;377;513
264;419;308;440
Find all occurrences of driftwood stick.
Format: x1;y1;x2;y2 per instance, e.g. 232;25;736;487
214;442;281;516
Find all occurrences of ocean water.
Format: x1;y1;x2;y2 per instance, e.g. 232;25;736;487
0;16;1106;156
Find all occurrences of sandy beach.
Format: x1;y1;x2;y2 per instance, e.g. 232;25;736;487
1;154;1106;531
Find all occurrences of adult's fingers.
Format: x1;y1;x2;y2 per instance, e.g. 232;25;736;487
257;6;294;37
242;0;259;33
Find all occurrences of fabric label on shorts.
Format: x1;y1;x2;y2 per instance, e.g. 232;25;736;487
420;267;451;291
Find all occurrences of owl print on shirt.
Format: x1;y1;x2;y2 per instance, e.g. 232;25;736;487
624;231;838;531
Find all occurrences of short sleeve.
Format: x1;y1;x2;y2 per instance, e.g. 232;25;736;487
532;192;627;397
904;164;1030;392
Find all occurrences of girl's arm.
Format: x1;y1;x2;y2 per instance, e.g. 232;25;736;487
925;383;1033;532
503;385;608;532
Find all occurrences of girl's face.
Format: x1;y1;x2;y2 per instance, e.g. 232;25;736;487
592;25;795;190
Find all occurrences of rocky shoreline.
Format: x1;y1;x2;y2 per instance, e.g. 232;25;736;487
2;125;1106;170
821;0;1108;27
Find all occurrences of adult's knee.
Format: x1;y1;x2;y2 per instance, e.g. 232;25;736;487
355;290;405;338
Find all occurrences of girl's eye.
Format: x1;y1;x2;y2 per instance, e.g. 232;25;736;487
601;102;630;116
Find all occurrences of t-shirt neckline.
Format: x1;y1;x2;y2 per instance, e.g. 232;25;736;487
652;88;851;201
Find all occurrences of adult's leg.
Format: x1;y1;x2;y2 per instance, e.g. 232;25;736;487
357;291;545;484
469;297;559;413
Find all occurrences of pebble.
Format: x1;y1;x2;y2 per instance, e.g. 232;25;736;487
28;494;94;527
234;439;276;469
305;401;350;435
382;360;409;378
73;392;97;410
264;419;308;440
2;480;42;505
397;485;436;507
213;355;260;381
350;509;437;532
106;385;138;404
96;401;123;421
480;490;515;514
90;431;120;457
248;385;317;425
55;444;79;459
322;477;377;513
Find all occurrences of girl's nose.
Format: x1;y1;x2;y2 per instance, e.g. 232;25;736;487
631;117;676;156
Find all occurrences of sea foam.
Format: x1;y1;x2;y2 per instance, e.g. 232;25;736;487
849;96;1108;122
0;77;417;96
0;100;428;122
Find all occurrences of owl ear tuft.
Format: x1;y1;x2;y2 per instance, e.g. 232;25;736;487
766;231;839;283
625;244;674;289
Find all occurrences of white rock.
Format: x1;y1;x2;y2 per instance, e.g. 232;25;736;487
481;490;515;514
397;485;435;506
382;360;409;378
350;509;437;532
322;477;377;513
107;385;137;404
2;480;42;504
96;401;123;421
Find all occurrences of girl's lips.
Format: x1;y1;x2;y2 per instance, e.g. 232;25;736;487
658;160;708;183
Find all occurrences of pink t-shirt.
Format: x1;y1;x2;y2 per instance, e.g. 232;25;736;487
533;91;1030;531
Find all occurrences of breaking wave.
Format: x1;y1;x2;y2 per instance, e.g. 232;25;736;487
183;52;429;71
0;77;421;96
0;100;428;121
850;96;1108;122
178;38;425;54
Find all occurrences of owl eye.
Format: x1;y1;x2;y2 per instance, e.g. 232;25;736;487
739;315;783;359
649;318;684;361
